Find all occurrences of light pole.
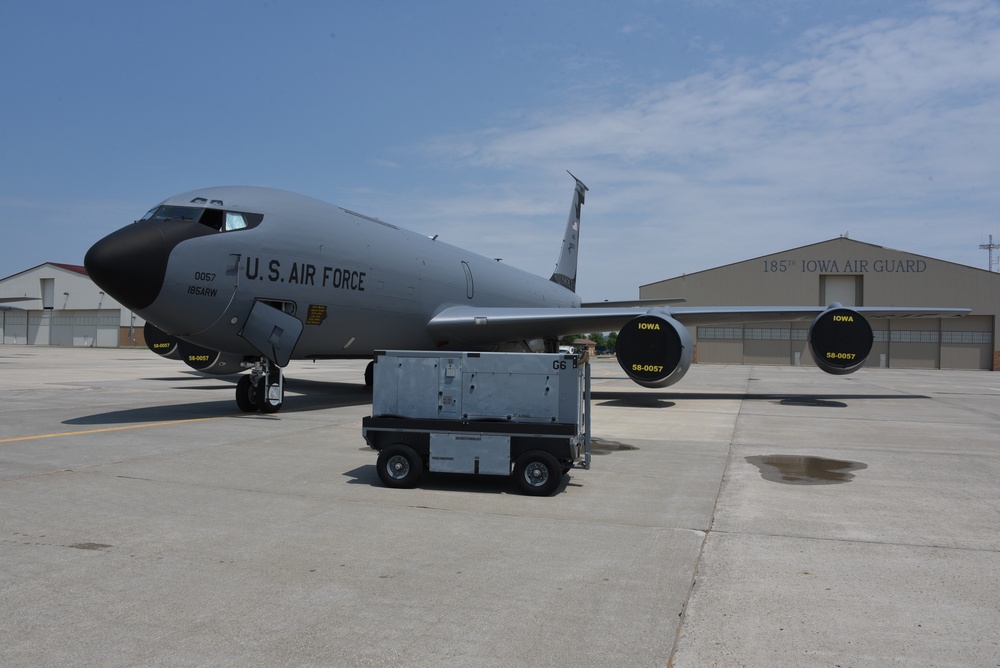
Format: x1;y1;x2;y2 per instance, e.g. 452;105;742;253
980;235;1000;272
94;291;104;347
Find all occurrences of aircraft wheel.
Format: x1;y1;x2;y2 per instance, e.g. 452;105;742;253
235;375;258;413
513;451;562;496
257;382;283;414
364;361;374;390
376;444;423;488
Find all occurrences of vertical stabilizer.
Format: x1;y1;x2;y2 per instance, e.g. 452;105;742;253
549;172;588;292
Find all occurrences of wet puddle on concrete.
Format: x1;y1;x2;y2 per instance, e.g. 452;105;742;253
745;455;867;485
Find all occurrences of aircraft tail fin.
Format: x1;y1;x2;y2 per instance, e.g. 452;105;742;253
549;171;588;293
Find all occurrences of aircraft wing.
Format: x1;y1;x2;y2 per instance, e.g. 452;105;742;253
580;298;687;307
660;305;971;325
426;304;971;344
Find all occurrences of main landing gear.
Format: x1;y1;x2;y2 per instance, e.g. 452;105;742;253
236;358;284;413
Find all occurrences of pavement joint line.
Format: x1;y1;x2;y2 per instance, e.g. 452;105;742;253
666;365;754;664
709;528;1000;554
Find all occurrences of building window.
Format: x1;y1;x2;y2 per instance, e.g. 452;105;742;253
888;330;939;343
697;327;743;340
942;331;992;344
699;327;809;341
745;328;791;340
700;327;994;345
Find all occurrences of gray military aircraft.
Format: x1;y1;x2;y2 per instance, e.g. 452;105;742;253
84;174;968;413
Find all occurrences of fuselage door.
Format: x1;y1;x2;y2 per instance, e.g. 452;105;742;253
239;300;304;367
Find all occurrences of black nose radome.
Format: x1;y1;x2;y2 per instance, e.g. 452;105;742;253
85;223;171;310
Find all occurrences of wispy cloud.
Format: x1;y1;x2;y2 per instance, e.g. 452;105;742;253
412;0;1000;298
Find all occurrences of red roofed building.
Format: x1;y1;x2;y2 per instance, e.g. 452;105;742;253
1;262;144;347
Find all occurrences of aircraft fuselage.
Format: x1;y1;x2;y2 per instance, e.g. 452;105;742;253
87;187;581;359
84;178;968;415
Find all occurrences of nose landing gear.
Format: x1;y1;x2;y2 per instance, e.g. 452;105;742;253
235;358;284;413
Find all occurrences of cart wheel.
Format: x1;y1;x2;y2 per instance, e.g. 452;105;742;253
513;451;562;496
376;444;423;489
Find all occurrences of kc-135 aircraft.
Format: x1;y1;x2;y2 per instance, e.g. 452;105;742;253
84;174;969;413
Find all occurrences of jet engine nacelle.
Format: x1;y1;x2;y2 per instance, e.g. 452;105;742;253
616;314;694;388
808;306;873;375
144;322;181;360
177;340;248;375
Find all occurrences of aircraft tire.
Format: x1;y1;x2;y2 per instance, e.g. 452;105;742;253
235;375;258;413
513;451;562;496
376;443;423;489
364;361;374;390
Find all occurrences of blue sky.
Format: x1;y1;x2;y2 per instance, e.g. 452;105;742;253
2;0;999;299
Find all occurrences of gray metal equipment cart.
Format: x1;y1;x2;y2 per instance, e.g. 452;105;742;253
362;350;591;496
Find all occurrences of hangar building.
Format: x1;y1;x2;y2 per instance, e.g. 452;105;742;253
0;263;144;348
639;237;999;371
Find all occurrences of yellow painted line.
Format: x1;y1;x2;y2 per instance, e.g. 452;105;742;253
0;417;219;444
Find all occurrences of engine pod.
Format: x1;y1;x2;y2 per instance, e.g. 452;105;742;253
144;322;181;359
177;340;246;375
616;314;693;388
808;307;873;374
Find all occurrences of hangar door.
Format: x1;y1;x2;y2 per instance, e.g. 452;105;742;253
698;316;994;370
821;275;861;306
2;311;28;344
939;315;994;370
48;309;120;347
2;309;120;347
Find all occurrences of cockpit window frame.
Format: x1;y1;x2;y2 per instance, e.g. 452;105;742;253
138;205;264;232
141;205;203;222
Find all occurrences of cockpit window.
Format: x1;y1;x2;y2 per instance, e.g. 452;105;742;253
225;212;247;231
138;205;263;231
198;208;262;231
142;205;203;222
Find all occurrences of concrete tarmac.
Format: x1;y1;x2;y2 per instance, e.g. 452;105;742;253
1;348;998;667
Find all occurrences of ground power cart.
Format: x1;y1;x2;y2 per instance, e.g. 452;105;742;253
362;350;591;496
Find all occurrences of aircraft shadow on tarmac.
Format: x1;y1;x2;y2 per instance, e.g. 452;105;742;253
591;390;928;409
62;375;929;425
63;377;372;426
